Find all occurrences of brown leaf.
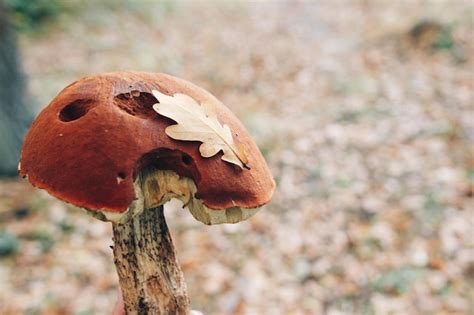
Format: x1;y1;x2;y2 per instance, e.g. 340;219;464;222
152;90;248;168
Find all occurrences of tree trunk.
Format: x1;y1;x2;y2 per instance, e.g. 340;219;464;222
0;1;33;176
112;205;189;315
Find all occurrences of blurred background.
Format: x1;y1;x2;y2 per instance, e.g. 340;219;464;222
0;0;472;314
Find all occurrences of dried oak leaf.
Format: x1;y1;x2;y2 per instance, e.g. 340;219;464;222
152;90;249;169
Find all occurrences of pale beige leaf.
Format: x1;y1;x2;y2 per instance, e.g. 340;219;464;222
152;90;249;168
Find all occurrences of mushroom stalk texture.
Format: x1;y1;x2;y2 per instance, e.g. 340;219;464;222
112;167;189;314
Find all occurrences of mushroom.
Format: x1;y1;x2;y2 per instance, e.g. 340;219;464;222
19;72;275;314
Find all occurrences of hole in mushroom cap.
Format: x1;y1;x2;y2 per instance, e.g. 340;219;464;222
117;172;126;184
59;99;96;122
182;154;193;165
134;148;201;184
113;91;159;119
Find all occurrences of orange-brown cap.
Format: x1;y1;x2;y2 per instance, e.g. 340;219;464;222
19;72;275;223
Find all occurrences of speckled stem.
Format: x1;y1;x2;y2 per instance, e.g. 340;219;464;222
112;205;189;314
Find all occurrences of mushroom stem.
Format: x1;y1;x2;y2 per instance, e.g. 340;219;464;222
112;204;189;314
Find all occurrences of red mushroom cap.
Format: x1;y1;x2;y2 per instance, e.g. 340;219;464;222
19;72;275;213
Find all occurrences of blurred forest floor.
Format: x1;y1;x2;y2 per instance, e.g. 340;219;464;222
0;1;473;314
